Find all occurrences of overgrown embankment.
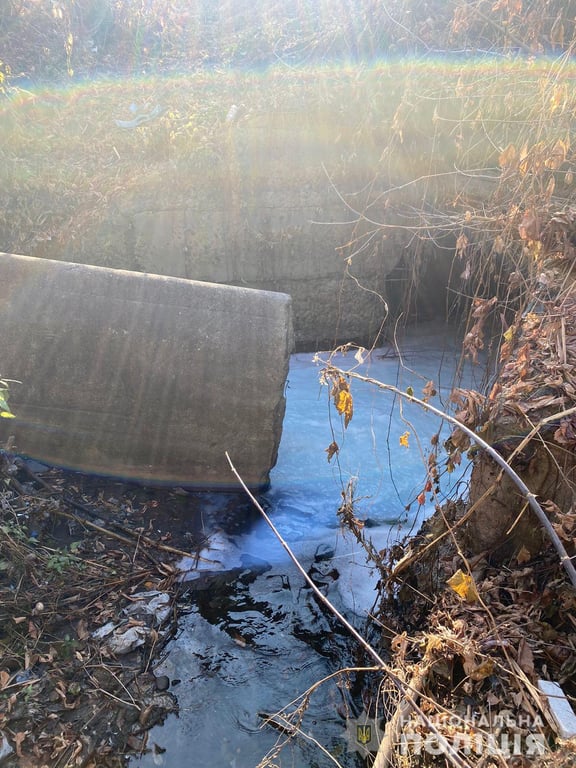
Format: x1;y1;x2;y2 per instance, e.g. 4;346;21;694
318;226;576;766
2;57;576;348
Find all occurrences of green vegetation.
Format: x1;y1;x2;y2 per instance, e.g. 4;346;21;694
0;379;15;419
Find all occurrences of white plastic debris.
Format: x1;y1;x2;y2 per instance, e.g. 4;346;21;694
105;625;149;655
225;104;239;122
115;104;166;129
0;730;14;763
91;620;118;640
123;590;171;626
538;679;576;739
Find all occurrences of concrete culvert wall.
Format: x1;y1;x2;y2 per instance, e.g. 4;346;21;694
0;252;292;488
49;108;450;351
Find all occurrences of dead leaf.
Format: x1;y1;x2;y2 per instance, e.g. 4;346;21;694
499;142;517;170
469;658;495;681
422;380;437;401
518;209;540;241
27;621;39;640
449;427;471;452
13;731;28;758
336;389;353;428
516;546;532;564
399;431;410;448
391;631;409;660
0;670;10;690
447;569;479;602
554;416;576;448
456;232;469;258
517;637;535;676
331;376;353;428
545;138;568;170
76;618;89;641
325;441;339;463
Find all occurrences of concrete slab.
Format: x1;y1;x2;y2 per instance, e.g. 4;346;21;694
0;253;292;488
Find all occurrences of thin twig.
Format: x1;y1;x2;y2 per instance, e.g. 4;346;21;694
260;711;344;767
319;364;576;588
226;452;473;768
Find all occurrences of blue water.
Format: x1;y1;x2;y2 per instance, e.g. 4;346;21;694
131;322;483;768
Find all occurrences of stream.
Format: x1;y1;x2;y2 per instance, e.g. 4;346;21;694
131;322;485;768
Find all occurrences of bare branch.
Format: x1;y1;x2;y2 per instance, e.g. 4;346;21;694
226;452;474;768
317;363;576;589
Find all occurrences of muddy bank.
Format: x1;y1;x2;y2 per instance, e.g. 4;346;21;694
0;460;235;767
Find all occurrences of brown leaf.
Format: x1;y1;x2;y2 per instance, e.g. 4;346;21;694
516;546;532;564
456;232;469;258
422;380;437;402
545;138;568;170
76;618;89;641
450;427;471;452
554;416;576;448
27;621;39;640
499;142;517;170
13;731;28;758
470;658;495;681
325;441;339;463
518;209;540;241
517;637;535;676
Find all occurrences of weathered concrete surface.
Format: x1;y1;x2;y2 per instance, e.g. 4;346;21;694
0;252;292;487
52;111;416;351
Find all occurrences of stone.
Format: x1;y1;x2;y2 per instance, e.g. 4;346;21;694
0;252;292;488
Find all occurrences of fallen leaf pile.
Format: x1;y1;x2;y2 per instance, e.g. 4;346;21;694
377;515;576;768
0;461;202;767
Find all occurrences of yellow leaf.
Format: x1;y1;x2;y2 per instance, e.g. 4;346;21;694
399;431;410;448
498;142;517;170
336;390;353;428
503;325;515;343
470;658;495;681
447;569;479;602
550;84;568;115
0;411;15;419
545;138;568;170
